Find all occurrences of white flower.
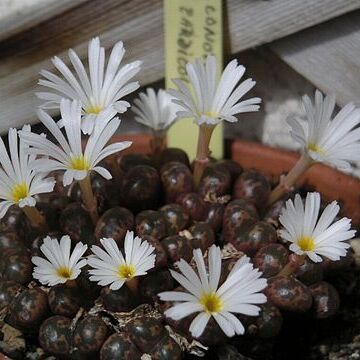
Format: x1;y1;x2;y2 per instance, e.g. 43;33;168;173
158;245;267;338
288;89;360;170
32;235;87;286
279;192;356;263
168;55;261;126
19;99;131;187
87;230;156;290
0;126;55;219
132;88;180;132
37;37;142;134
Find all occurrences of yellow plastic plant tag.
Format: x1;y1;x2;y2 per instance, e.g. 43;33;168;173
164;0;223;160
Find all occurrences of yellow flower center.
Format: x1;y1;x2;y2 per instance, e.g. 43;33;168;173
297;236;315;251
307;143;325;155
85;105;103;115
56;266;72;279
199;292;223;314
117;264;136;280
70;155;90;171
11;182;28;203
204;111;218;118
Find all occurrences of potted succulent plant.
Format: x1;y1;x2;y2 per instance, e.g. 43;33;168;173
0;36;359;360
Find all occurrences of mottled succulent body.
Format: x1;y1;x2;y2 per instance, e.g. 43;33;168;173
161;162;193;203
39;316;72;357
95;207;134;247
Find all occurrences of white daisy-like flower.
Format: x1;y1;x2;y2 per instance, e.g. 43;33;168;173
279;192;356;263
19;99;131;187
168;55;261;126
37;37;142;134
158;245;267;338
132;88;180;132
87;230;156;290
0;125;55;219
288;89;360;170
32;235;88;286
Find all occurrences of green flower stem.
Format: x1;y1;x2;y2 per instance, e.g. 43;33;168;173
79;175;99;224
267;153;313;205
126;277;139;294
22;205;48;232
279;254;306;276
193;124;215;188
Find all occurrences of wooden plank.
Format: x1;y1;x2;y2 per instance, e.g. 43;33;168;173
0;0;359;133
271;11;360;107
0;0;88;41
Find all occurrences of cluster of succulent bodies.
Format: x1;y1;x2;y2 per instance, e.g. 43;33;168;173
0;37;359;359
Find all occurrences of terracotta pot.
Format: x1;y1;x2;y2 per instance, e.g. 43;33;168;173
109;133;152;155
232;139;360;228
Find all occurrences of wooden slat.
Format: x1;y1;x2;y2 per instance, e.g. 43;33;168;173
271;11;360;107
0;0;359;133
0;0;88;41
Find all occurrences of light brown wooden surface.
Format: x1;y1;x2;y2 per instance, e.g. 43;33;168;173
0;0;359;132
272;11;360;107
0;0;88;41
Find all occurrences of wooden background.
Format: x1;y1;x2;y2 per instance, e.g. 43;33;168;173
0;0;359;176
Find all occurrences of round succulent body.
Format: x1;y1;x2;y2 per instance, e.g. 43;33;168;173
39;316;72;357
233;169;271;209
60;203;94;244
95;207;134;247
9;287;49;331
176;192;207;222
264;276;313;312
159;148;190;168
161;162;194;203
100;333;142;360
120;165;160;212
73;316;109;354
48;285;80;317
136;210;168;240
160;203;189;236
253;243;289;278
